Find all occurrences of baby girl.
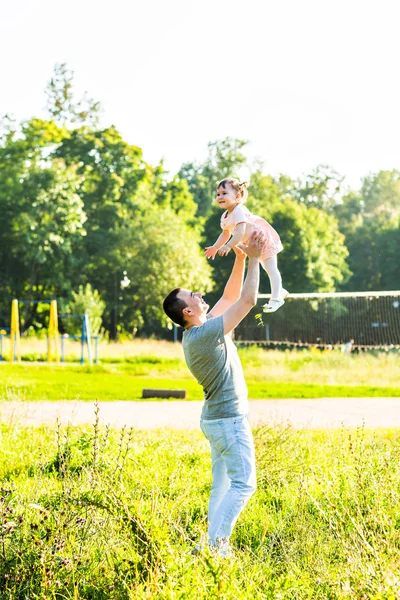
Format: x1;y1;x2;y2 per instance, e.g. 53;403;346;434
204;178;288;313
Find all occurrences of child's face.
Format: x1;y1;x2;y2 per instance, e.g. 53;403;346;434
216;184;239;210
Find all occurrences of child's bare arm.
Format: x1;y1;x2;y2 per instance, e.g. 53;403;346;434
227;223;246;248
214;230;231;249
205;230;230;260
218;223;246;256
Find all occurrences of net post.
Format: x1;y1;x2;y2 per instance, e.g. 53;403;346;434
48;303;52;363
80;316;85;365
10;299;21;363
61;334;66;363
48;300;60;363
52;301;60;363
84;313;93;366
94;336;99;364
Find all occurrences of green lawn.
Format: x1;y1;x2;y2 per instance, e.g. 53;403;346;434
1;362;399;400
1;422;400;598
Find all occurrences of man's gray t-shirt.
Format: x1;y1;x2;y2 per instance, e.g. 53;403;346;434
182;315;248;420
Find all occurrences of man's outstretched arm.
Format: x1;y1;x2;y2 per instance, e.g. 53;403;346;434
222;232;264;334
208;246;246;318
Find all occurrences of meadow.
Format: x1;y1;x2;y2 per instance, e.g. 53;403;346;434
1;341;400;598
1;414;400;599
1;339;400;400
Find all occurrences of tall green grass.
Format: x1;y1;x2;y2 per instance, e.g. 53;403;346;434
1;362;400;401
3;337;400;387
1;409;400;598
1;346;400;400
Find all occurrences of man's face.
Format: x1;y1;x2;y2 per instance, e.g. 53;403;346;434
177;289;209;321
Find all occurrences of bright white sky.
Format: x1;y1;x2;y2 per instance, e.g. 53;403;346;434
1;0;400;189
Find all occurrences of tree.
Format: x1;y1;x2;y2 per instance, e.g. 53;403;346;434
179;137;249;217
288;165;345;212
335;170;400;291
53;125;167;337
358;170;400;214
341;216;400;291
272;200;350;293
154;175;200;230
63;284;105;336
107;208;213;336
46;63;101;127
0;118;86;330
0;65;209;337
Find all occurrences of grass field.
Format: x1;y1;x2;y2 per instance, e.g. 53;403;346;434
1;341;400;597
1;418;400;599
1;341;399;400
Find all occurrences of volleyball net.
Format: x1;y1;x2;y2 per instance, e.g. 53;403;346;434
234;291;400;349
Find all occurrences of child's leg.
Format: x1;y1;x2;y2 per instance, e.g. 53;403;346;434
261;255;283;300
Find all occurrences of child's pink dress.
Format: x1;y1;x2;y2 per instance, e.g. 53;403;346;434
220;204;283;260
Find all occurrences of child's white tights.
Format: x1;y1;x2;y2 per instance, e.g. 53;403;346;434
261;255;283;300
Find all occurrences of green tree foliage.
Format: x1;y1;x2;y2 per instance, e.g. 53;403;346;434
0;119;86;329
111;209;213;336
0;67;212;337
46;63;101;127
286;165;345;212
0;63;397;337
53;125;207;337
154;175;200;229
63;284;106;336
340;217;400;291
360;170;400;214
272;200;349;293
179;137;248;217
335;170;400;290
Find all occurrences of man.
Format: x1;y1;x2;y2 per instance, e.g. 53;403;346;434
162;231;265;557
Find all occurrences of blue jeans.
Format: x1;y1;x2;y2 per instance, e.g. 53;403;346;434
200;414;257;548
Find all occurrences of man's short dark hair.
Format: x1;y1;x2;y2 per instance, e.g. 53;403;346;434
163;288;188;327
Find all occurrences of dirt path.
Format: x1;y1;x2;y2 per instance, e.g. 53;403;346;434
1;398;399;429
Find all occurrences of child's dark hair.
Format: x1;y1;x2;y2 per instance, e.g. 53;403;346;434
162;288;187;327
217;178;250;203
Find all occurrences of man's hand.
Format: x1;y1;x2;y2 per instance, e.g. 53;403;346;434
232;244;247;259
218;244;232;257
240;230;266;259
204;246;218;260
222;231;264;335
